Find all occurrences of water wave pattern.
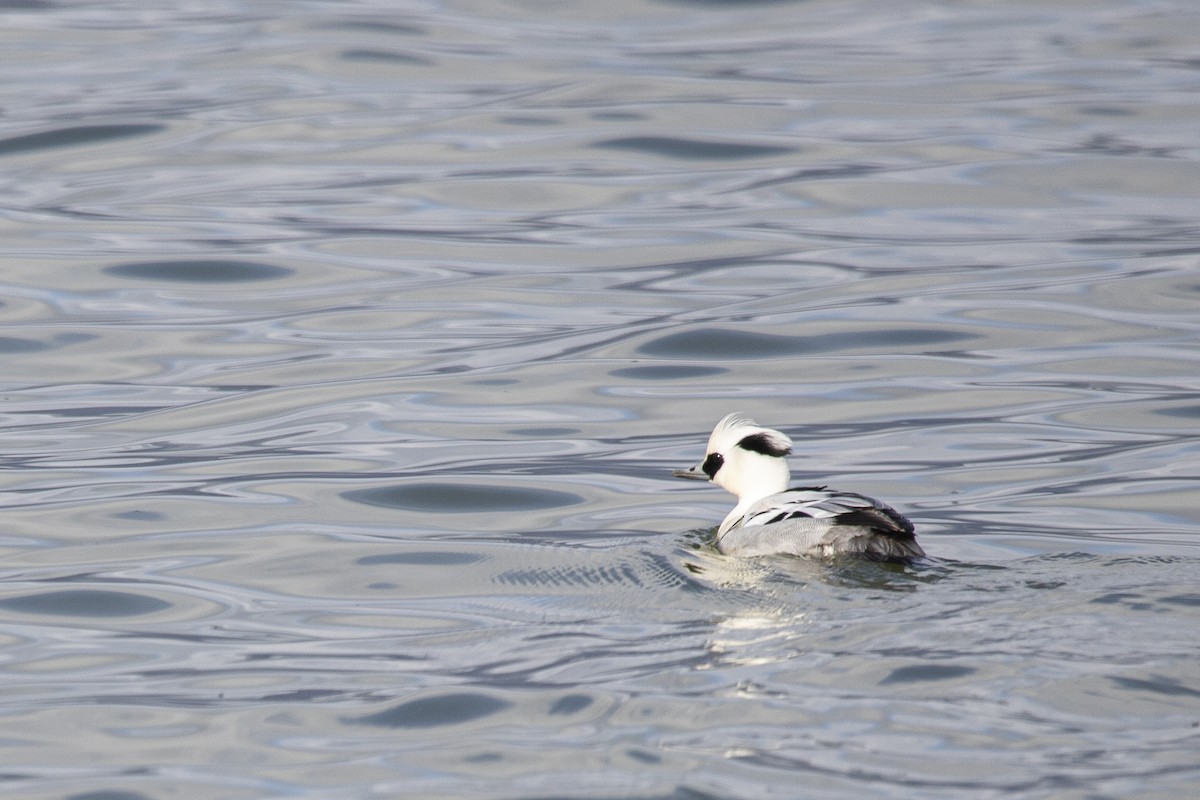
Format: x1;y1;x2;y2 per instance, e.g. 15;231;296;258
1;0;1199;798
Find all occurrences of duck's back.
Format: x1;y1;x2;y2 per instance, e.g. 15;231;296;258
715;486;923;560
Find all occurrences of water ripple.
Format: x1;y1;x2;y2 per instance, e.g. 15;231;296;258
2;1;1199;798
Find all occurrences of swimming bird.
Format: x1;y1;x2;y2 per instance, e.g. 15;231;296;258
673;413;923;560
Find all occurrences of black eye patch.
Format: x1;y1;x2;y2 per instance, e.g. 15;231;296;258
701;452;724;478
736;432;791;457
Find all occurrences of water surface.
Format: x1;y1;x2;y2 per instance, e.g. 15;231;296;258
1;0;1198;798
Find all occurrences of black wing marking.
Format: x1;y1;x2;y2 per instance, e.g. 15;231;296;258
743;486;915;536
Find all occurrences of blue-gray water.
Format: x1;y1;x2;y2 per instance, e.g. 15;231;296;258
2;1;1199;798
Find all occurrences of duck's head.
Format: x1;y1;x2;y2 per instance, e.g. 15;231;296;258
673;413;792;505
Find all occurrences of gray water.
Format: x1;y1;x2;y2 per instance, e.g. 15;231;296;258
1;0;1199;797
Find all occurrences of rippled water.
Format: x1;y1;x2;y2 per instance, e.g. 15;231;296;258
2;0;1199;797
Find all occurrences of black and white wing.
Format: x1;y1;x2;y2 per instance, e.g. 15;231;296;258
735;486;921;560
743;487;912;533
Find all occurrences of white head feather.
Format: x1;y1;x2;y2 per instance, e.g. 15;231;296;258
687;413;794;533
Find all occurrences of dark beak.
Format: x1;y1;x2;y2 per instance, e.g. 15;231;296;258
672;465;709;481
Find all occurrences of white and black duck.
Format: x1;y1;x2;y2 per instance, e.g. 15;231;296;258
674;413;924;560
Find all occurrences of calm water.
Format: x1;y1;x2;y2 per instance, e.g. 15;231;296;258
2;0;1199;797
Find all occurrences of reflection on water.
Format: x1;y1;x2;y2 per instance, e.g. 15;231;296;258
105;260;295;283
0;589;172;618
345;482;584;513
1;0;1199;797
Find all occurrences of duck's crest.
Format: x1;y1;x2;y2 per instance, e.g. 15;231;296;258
712;412;792;456
715;412;758;436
